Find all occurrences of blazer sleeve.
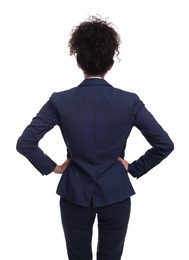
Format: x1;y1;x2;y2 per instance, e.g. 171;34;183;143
128;95;174;178
16;95;59;175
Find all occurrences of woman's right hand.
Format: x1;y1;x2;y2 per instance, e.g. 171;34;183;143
117;157;129;171
53;157;72;174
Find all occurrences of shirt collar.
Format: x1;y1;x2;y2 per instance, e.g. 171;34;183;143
79;78;112;87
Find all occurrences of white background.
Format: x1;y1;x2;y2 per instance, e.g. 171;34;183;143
0;0;188;259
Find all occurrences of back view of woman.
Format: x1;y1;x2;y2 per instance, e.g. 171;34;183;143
16;15;174;260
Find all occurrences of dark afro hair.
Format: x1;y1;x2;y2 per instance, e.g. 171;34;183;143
68;15;121;75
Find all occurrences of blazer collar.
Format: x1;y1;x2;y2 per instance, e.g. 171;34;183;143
79;78;112;87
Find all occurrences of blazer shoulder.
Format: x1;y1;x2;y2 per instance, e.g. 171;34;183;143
50;86;79;100
111;86;141;102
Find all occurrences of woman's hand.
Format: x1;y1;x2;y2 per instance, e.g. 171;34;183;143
53;157;72;174
117;157;129;171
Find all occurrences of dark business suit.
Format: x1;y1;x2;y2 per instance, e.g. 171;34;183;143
16;78;174;259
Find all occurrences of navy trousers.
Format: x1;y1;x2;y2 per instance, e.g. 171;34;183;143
60;197;131;260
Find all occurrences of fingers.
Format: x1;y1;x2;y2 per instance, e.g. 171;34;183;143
61;158;72;170
62;157;72;166
117;157;128;171
54;158;72;174
117;157;125;163
56;157;128;174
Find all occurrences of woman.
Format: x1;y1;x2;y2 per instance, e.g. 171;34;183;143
16;16;174;260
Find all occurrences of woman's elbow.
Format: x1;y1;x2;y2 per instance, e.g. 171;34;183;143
16;137;32;155
16;137;23;154
165;139;174;156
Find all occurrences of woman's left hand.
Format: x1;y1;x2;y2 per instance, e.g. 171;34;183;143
53;157;72;174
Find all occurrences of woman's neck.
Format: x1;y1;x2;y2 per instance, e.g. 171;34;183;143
84;73;105;79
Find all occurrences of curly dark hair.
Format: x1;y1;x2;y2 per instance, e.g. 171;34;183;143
68;15;121;75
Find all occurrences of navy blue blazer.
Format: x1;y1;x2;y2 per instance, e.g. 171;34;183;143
16;78;174;207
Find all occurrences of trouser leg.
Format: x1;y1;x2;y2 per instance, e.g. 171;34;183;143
60;197;96;260
97;198;131;260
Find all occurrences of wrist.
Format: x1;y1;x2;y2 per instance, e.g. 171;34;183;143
53;165;62;173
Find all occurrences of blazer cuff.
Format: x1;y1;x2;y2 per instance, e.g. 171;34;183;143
128;163;145;179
